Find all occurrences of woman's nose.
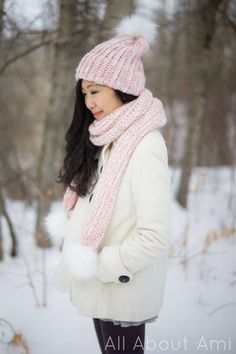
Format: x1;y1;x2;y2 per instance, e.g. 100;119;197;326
86;97;96;110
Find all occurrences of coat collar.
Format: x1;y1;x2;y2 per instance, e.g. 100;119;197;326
101;142;113;163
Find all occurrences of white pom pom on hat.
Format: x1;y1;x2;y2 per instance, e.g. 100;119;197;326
113;14;158;45
75;14;159;95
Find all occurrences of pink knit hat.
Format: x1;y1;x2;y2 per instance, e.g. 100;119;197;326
75;15;157;96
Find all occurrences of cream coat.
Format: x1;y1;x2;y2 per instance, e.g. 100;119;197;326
50;129;171;322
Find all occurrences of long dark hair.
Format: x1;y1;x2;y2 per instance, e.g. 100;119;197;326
56;79;138;197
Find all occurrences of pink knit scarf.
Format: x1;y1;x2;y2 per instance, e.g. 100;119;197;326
63;88;167;249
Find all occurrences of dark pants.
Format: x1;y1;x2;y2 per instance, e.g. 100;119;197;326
93;318;145;354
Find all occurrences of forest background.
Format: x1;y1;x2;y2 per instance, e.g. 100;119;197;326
0;1;235;353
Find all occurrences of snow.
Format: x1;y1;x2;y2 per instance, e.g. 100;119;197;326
4;0;59;36
3;0;176;38
0;167;236;354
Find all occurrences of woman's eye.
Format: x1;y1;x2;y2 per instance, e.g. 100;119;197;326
82;91;99;97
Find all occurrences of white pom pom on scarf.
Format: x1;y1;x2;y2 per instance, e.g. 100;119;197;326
44;204;68;241
62;239;98;281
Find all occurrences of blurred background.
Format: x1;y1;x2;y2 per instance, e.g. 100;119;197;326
0;1;236;353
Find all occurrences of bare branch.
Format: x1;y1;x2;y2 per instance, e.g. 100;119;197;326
0;37;53;75
22;254;41;307
218;7;236;33
208;302;236;315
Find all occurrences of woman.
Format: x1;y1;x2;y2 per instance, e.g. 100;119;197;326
45;15;171;354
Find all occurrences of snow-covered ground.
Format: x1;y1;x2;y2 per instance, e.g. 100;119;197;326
0;167;236;354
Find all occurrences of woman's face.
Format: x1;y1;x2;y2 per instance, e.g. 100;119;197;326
81;79;124;120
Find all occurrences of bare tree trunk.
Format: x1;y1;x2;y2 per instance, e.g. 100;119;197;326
35;0;79;247
161;5;183;165
0;218;3;261
0;0;3;261
0;185;18;257
98;0;135;42
0;0;3;40
176;0;224;207
199;44;234;166
177;92;208;206
35;0;101;247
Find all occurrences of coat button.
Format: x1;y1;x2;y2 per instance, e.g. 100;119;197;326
100;165;103;173
118;275;130;283
89;193;93;202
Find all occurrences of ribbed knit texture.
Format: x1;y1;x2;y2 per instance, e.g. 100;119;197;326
75;36;149;96
63;88;167;249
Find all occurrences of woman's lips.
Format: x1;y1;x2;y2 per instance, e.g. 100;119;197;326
93;111;103;118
